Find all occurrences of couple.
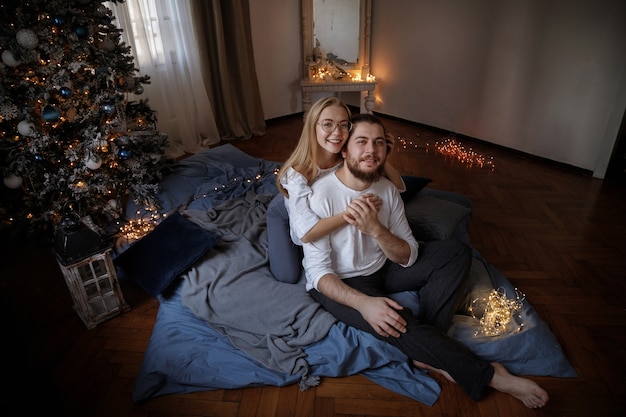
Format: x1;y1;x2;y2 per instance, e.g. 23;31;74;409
267;97;548;408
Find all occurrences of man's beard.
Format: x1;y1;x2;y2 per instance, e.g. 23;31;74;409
345;154;385;183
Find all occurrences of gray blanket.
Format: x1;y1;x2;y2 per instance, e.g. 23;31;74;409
180;192;336;383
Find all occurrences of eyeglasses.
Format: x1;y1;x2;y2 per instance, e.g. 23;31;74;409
317;120;353;133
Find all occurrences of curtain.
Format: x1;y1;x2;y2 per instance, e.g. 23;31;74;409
109;0;221;158
189;0;266;140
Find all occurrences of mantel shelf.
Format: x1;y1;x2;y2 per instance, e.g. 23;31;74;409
300;79;377;89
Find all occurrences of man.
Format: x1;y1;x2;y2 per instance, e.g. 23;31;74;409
302;113;549;408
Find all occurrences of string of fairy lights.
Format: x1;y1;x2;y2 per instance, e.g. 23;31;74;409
397;134;495;171
117;168;281;242
469;287;526;337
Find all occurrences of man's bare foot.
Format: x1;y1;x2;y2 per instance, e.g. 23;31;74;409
489;362;549;408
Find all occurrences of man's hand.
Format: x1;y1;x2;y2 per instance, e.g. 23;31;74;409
356;296;407;338
343;196;384;237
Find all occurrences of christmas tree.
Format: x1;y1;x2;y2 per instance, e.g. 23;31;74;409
0;0;170;237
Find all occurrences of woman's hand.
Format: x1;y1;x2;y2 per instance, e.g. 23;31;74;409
358;193;382;211
385;132;395;155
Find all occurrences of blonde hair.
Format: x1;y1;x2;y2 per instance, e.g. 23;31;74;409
276;97;351;196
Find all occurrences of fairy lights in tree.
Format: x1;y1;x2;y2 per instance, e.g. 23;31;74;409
0;0;171;235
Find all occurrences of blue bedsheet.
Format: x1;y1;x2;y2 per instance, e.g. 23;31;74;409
134;280;441;405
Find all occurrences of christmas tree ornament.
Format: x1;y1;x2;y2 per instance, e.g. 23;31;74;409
85;155;102;170
101;102;115;114
16;29;39;49
59;86;72;98
1;50;20;67
17;120;36;136
53;17;65;27
0;102;19;120
42;104;61;122
74;25;88;39
134;84;144;95
33;153;44;162
3;173;23;189
118;147;131;159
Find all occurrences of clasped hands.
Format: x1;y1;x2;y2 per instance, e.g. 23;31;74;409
343;193;384;236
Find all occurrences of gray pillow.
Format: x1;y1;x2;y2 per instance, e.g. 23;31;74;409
404;195;471;241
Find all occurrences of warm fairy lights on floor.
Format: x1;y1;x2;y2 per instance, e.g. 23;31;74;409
120;211;162;241
398;134;495;170
469;287;525;337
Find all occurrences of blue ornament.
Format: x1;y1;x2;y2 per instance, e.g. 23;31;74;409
118;148;131;159
41;104;61;122
74;26;88;39
33;153;44;162
53;17;65;26
59;86;71;98
101;102;115;114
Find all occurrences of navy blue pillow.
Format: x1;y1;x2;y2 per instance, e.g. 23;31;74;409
401;176;433;203
114;212;221;297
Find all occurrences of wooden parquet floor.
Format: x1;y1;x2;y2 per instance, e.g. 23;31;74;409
1;113;625;417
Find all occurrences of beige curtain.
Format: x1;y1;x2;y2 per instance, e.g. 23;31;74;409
190;0;266;140
108;0;221;157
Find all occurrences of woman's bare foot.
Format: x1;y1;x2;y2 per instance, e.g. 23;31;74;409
489;362;549;408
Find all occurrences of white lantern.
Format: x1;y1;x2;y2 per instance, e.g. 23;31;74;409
54;205;129;329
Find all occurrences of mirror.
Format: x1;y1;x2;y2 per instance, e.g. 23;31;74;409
314;0;360;65
301;0;371;79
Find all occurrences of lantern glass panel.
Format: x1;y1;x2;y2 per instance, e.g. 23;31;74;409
92;259;107;278
85;282;99;299
99;277;113;292
77;264;93;283
104;294;119;310
89;299;106;316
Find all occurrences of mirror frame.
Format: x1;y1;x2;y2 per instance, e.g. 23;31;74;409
301;0;371;79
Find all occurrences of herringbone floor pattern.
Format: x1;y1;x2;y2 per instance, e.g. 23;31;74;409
1;113;624;417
